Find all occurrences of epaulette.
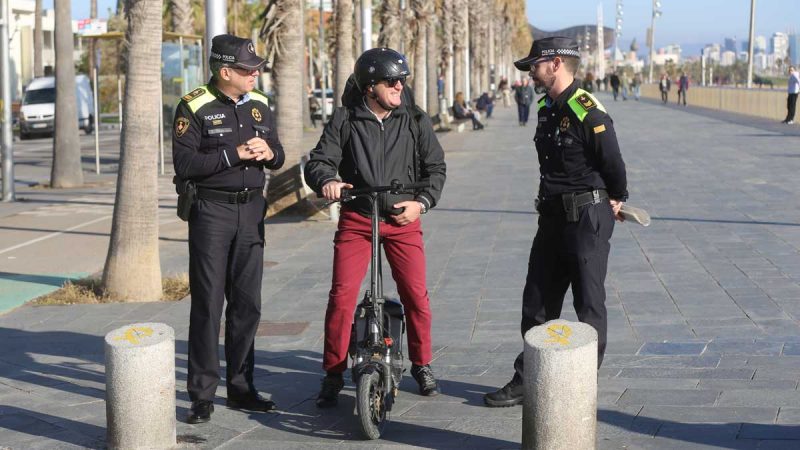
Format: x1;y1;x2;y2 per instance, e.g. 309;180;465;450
567;88;606;122
249;89;270;107
182;87;206;103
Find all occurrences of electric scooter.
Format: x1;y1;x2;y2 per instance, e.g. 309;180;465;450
331;179;430;440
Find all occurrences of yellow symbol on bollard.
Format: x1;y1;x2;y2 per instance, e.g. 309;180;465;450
114;326;153;345
545;324;572;346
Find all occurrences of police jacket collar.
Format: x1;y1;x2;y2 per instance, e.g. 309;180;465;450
207;78;250;105
548;78;580;110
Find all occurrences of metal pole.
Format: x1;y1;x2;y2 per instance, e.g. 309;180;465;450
179;35;188;94
117;77;123;131
0;0;14;201
93;65;100;174
159;91;164;175
205;0;227;78
361;0;372;52
319;0;327;124
746;0;756;89
648;5;656;83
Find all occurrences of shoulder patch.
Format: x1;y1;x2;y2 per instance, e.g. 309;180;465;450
182;87;206;102
577;94;596;111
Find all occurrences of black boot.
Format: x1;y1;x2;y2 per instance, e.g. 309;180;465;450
187;400;214;424
316;372;345;408
483;374;523;407
411;364;440;396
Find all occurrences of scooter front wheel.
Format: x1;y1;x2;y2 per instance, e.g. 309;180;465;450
357;370;388;439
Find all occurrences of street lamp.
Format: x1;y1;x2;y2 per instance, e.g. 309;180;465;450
647;0;662;83
615;0;623;69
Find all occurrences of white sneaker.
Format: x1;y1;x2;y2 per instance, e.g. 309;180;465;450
788;120;796;125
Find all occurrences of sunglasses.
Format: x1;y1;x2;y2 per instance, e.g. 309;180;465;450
381;77;406;88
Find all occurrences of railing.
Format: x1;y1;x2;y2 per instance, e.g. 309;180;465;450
640;84;787;121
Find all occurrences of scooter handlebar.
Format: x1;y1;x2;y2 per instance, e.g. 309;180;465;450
341;180;432;199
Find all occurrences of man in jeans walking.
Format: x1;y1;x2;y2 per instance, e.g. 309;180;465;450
782;66;800;125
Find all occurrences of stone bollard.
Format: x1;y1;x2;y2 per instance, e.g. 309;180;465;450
522;319;598;450
105;323;176;450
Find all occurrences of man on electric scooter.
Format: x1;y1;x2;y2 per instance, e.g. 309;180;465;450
304;48;447;408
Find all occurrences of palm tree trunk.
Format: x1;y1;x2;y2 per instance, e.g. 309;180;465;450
426;16;438;115
170;0;194;35
353;0;362;54
34;0;43;77
334;0;354;107
453;0;466;96
377;0;401;50
440;0;453;104
51;0;83;188
88;0;97;86
266;0;305;215
102;0;163;301
411;0;429;109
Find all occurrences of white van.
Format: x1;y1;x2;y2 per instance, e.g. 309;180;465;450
19;75;95;140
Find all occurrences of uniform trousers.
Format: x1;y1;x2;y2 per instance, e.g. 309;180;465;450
513;201;615;378
187;195;267;402
323;210;432;374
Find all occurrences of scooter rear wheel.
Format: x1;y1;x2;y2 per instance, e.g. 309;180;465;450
357;370;388;439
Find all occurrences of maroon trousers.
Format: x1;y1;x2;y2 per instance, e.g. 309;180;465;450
323;210;433;373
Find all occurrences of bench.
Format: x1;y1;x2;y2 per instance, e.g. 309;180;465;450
446;107;470;133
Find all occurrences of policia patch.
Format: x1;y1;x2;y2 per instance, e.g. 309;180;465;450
175;117;190;138
576;94;596;111
251;107;262;122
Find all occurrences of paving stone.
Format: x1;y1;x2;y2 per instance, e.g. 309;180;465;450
718;389;800;407
617;388;720;407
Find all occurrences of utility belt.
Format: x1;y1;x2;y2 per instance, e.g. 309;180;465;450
196;187;263;204
535;189;608;222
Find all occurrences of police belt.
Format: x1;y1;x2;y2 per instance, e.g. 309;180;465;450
196;187;262;204
536;189;608;216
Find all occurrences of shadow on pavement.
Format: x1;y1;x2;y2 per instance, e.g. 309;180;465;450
0;405;104;449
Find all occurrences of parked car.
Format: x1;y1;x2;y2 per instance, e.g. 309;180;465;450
310;88;334;122
19;75;95;140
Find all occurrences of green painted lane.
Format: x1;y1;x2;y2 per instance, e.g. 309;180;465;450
0;272;90;313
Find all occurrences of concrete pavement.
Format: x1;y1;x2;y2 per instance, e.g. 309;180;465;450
1;95;800;448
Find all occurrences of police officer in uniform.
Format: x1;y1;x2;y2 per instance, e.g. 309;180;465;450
172;34;285;424
484;37;627;407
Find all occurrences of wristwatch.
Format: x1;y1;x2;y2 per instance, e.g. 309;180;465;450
417;201;428;214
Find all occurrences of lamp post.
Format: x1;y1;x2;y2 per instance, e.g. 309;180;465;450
647;0;662;83
614;0;623;69
746;0;756;88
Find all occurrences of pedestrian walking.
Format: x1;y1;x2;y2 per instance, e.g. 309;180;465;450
677;71;689;106
659;73;671;104
782;66;799;124
483;36;628;408
609;72;621;101
514;78;534;126
304;48;447;408
172;34;285;424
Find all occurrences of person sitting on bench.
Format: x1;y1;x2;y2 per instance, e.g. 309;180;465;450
452;91;484;130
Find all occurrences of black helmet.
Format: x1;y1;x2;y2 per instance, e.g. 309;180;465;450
354;48;411;92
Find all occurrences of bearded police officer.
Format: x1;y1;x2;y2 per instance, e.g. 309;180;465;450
484;37;628;407
172;34;285;424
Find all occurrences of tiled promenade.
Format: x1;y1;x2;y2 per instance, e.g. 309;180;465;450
0;93;799;448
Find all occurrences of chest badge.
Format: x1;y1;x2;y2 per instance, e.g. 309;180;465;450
175;117;190;138
559;116;570;133
251;107;262;122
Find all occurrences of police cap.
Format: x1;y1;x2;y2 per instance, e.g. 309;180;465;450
514;37;580;71
210;34;268;71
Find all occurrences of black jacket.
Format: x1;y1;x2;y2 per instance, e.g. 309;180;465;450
304;98;446;218
534;79;627;201
172;81;285;191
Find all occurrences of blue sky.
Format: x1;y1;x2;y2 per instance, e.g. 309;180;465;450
527;0;799;56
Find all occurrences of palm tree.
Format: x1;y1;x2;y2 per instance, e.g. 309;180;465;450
169;0;194;35
51;0;83;188
334;0;355;107
102;0;163;301
33;0;43;77
411;0;432;108
260;0;305;214
440;0;453;103
452;0;467;96
425;4;439;115
378;0;402;50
